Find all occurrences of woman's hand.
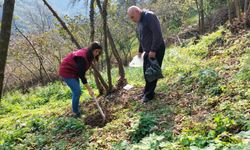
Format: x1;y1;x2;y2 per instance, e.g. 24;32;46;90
89;90;95;98
84;84;95;98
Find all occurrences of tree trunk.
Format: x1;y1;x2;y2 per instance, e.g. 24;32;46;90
200;0;205;34
228;0;233;24
103;0;113;92
195;0;201;34
107;27;127;87
89;0;104;95
0;0;15;100
244;0;249;28
244;0;249;14
90;0;95;42
235;0;241;19
96;0;127;88
248;1;250;25
42;0;109;92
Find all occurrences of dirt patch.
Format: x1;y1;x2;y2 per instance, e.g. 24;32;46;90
85;109;113;128
82;88;144;128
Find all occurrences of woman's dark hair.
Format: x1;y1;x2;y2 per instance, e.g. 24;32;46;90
87;41;102;61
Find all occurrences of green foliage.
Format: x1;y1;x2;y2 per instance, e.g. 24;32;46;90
230;142;250;150
36;135;50;148
167;17;182;32
0;81;90;148
129;113;157;143
1;82;71;113
26;117;47;133
213;114;236;134
124;67;144;86
35;82;71;102
114;134;165;150
132;133;165;150
237;48;250;81
143;0;196;35
112;140;131;150
161;130;174;141
178;133;210;148
197;68;223;95
51;117;85;135
177;68;222;96
0;116;87;148
198;69;219;88
216;132;240;143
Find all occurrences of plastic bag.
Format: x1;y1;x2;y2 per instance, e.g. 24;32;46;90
129;54;144;67
145;58;164;82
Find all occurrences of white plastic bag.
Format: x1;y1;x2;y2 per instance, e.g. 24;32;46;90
123;84;134;91
129;53;144;67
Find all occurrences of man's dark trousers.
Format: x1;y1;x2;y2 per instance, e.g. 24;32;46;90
143;43;166;100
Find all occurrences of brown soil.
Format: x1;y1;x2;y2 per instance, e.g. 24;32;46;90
84;109;113;128
82;87;143;128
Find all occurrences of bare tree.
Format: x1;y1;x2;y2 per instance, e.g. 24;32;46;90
96;0;127;88
41;0;109;93
248;1;250;24
227;0;233;24
72;0;127;89
200;0;205;34
89;0;105;94
235;0;241;19
244;0;249;28
0;0;15;100
14;23;52;83
244;0;249;15
90;0;95;42
195;0;205;34
102;0;113;92
26;2;52;33
42;0;81;48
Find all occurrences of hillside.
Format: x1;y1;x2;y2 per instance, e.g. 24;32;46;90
0;0;86;32
0;27;249;149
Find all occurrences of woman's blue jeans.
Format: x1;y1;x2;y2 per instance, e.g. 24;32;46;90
63;78;81;114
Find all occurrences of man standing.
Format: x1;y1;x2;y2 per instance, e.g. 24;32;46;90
127;6;165;102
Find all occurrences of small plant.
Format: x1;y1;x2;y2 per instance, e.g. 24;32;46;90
198;69;219;88
161;130;174;141
216;132;240;144
129;113;157;143
196;68;222;95
193;135;208;148
51;117;85;136
213;114;236;135
132;133;164;150
237;48;250;82
26;117;47;132
112;140;131;150
179;134;193;146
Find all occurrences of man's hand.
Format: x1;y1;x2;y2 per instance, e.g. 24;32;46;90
149;51;156;58
138;52;143;58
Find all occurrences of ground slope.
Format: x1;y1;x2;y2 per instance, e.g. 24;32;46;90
0;27;249;149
